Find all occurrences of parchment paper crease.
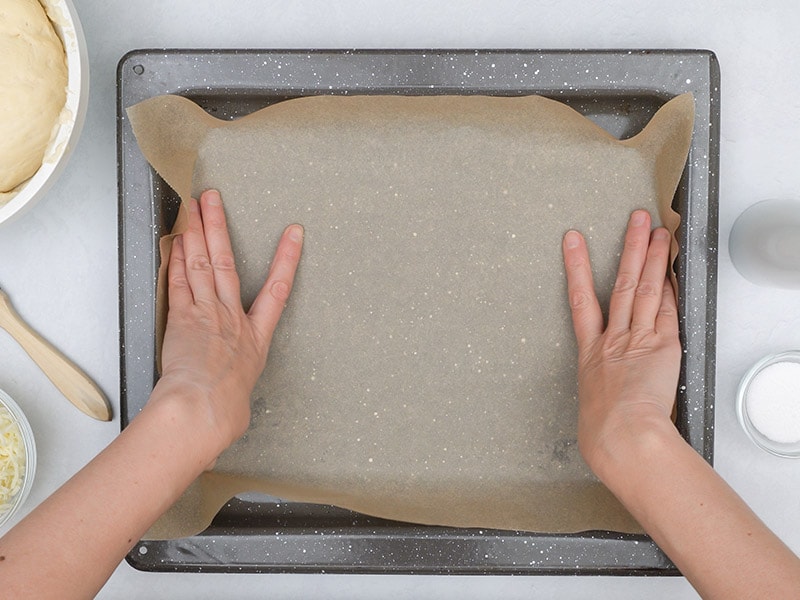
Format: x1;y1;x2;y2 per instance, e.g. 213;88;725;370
128;93;694;539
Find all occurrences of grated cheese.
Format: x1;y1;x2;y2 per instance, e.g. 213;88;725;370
0;404;25;514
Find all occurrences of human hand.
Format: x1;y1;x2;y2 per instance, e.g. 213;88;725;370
154;189;303;458
562;210;681;481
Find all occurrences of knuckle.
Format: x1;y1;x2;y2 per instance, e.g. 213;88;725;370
269;280;291;303
169;273;189;288
569;289;594;310
599;336;627;360
187;254;212;272
648;242;669;259
211;253;236;271
195;309;217;328
612;274;638;294
278;244;301;263
598;343;620;362
565;254;587;271
624;235;646;253
187;216;203;232
203;211;226;230
658;302;679;321
635;281;659;298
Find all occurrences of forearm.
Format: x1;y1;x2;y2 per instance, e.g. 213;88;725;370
0;390;219;599
599;419;800;599
0;194;301;599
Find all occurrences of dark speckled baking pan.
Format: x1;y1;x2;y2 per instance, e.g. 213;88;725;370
117;49;719;575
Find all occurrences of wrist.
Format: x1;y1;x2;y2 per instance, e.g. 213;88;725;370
143;381;232;468
584;409;683;493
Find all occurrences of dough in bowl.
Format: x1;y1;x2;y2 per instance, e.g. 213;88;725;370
0;0;68;193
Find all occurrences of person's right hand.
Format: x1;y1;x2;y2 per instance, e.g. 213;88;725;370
561;209;681;480
562;211;800;599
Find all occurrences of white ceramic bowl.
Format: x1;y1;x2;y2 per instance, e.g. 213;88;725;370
736;351;800;458
0;389;37;529
0;0;90;226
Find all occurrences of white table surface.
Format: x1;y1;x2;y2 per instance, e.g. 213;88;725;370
1;1;799;597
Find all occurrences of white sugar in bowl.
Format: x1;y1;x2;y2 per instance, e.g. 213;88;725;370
737;351;800;458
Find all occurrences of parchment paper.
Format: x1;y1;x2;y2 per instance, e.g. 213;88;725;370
128;93;694;539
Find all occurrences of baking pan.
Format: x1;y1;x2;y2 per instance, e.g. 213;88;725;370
117;49;719;575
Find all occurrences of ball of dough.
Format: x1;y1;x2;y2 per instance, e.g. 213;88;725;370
0;0;68;193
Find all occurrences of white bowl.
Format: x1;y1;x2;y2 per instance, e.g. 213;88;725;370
0;389;37;529
0;0;90;226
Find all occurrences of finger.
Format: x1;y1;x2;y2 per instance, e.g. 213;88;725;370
182;197;216;303
607;210;652;331
562;229;603;349
631;227;672;331
655;275;680;336
198;189;242;308
167;234;193;309
249;224;304;344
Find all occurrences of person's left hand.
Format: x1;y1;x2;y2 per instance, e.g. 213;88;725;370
154;188;304;458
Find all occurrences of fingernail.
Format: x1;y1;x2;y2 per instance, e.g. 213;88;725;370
288;224;304;242
631;211;648;226
653;228;670;240
564;230;581;249
205;189;222;206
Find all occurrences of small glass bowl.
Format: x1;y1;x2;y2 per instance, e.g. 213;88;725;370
0;389;37;528
736;351;800;458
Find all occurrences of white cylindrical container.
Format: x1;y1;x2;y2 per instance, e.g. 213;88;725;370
730;199;800;289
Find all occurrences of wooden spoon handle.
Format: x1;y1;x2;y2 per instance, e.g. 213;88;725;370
0;291;111;421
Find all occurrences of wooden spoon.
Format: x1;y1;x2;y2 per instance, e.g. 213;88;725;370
0;289;111;421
